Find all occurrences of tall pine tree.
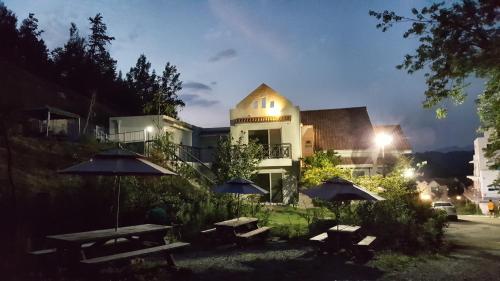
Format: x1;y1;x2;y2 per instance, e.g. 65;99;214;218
18;13;48;74
145;62;185;118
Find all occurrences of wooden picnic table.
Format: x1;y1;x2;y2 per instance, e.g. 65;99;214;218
326;225;362;251
214;217;258;228
47;224;172;263
212;217;263;244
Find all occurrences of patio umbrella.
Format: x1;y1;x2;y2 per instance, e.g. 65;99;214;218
302;177;384;231
58;147;176;231
213;178;268;218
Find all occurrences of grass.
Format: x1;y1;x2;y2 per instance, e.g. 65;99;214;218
256;205;334;239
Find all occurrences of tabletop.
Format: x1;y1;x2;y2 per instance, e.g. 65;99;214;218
214;217;258;228
328;225;361;233
47;224;172;245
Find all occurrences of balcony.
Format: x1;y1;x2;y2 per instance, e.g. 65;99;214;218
261;143;291;159
259;143;292;167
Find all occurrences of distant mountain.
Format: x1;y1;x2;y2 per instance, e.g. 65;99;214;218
432;145;474;153
413;151;473;180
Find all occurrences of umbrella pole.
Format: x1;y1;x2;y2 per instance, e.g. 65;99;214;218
115;176;121;232
237;194;240;220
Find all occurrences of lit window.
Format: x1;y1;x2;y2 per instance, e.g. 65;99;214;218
262;97;266;108
253;100;258;109
270;101;275;108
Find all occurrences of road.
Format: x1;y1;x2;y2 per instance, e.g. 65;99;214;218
383;215;500;281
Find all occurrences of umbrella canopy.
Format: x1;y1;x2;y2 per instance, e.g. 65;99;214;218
58;147;176;231
303;177;384;202
213;178;269;195
58;148;176;176
213;178;268;219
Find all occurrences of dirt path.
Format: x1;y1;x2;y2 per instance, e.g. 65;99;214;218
383;215;500;281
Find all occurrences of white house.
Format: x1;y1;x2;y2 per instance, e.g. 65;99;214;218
107;83;412;204
467;130;500;213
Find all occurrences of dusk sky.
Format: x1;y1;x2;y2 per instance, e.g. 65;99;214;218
5;0;482;152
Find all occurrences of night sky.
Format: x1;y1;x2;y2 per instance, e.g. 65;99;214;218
5;0;482;152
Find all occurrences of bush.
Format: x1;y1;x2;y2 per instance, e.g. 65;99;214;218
354;195;448;253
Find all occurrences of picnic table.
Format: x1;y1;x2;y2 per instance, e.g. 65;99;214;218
327;225;361;249
203;217;270;245
40;224;188;269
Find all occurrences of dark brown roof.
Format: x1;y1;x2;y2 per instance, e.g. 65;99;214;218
373;125;412;151
300;107;375;150
341;157;373;165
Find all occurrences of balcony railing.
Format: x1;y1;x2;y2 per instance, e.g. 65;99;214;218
261;143;291;159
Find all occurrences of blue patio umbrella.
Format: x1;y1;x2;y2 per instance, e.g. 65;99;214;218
59;147;176;231
303;177;384;233
213;178;268;218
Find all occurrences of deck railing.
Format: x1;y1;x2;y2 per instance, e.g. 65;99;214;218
261;143;292;159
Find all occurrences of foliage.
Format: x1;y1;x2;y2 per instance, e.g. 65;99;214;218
302;165;353;187
477;69;500;177
211;133;264;184
370;0;499;183
0;2;185;118
303;150;342;168
143;62;185;118
370;1;498;115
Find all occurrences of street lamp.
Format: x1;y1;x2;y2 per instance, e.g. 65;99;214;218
403;168;415;179
375;133;393;176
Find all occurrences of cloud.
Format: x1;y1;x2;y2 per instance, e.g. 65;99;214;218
183;82;212;91
208;0;290;60
209;48;237;62
182;94;219;107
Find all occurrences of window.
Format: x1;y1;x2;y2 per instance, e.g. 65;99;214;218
270;101;275;108
253;100;258;109
261;97;266;108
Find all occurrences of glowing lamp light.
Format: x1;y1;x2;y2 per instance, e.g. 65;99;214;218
456;195;462;200
420;193;432;201
375;133;393;147
145;126;154;133
403;168;415;179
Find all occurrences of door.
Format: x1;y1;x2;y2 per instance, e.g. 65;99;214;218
270;173;283;203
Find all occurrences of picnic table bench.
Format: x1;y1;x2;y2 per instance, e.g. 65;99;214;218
30;224;189;273
202;217;270;245
310;224;376;259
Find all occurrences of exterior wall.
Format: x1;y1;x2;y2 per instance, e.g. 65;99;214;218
301;125;314;158
468;131;500;207
229;84;302;163
229;84;301;203
108;115;193;145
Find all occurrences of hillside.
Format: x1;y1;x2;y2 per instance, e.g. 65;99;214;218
413;150;474;180
0;59;119;125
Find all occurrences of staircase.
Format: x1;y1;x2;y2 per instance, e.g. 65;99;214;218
103;130;217;188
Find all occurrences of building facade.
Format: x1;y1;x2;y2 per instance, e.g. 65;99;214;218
108;83;412;204
467;130;500;213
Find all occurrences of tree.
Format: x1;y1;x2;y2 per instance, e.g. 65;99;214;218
144;62;185;118
126;54;158;108
0;3;18;60
88;13;116;78
370;0;499;175
18;13;49;74
211;134;264;184
304;150;342;169
52;23;93;95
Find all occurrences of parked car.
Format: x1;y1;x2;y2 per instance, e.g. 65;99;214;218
432;201;458;220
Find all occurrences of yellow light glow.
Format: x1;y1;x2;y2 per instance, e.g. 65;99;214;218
420;193;432;201
375;133;393;147
456;195;462;200
403;168;415;178
267;102;281;117
145;126;154;133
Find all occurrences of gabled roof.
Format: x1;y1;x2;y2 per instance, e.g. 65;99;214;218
300;107;375;150
373;125;412;151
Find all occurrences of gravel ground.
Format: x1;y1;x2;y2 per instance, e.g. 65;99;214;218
171;216;500;281
174;241;383;281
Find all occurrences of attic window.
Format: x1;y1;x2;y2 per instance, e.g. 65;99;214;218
261;97;266;108
253;100;258;109
270;101;275;108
